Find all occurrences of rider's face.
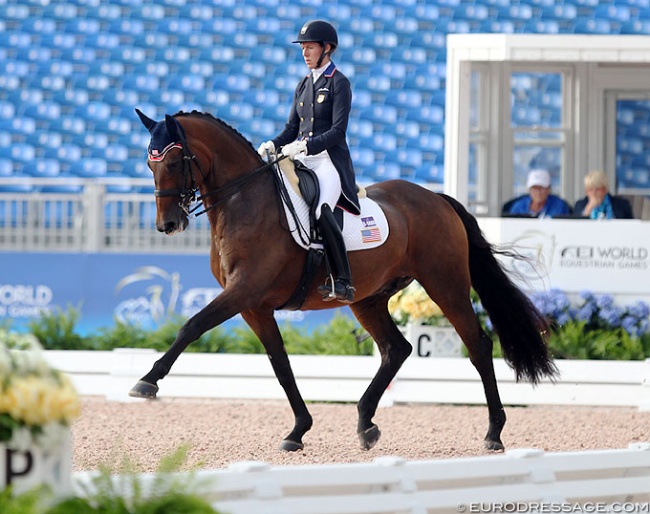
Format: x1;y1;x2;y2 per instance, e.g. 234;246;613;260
301;42;328;69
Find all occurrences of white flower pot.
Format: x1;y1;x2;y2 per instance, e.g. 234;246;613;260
0;429;72;495
403;323;463;358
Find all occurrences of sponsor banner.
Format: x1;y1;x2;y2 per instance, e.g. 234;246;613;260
0;253;351;335
478;218;650;300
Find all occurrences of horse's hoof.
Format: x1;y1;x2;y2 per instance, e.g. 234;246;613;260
279;439;304;452
484;439;505;452
358;424;381;450
129;380;159;399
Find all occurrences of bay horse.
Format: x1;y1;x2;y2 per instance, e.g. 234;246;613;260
130;109;558;452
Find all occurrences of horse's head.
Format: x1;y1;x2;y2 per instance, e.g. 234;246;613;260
136;109;199;234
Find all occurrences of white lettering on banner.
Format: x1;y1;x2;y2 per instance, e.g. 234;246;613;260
477;218;650;300
0;284;52;305
0;284;53;320
181;287;221;318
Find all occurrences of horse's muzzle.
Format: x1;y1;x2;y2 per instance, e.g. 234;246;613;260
158;218;188;234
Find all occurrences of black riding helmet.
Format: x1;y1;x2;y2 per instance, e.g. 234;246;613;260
293;20;338;68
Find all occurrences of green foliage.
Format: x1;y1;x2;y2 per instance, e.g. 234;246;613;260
46;444;219;514
26;306;373;356
0;487;48;514
27;305;85;350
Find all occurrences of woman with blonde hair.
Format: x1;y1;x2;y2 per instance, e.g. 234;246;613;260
574;170;634;219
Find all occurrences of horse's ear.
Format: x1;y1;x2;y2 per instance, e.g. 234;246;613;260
135;108;157;132
165;114;180;140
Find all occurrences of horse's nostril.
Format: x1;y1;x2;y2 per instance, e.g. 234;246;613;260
162;221;176;233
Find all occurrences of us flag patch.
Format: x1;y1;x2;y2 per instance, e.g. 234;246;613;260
361;227;381;243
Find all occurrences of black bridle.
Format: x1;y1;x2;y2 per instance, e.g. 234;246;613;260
153;135;286;218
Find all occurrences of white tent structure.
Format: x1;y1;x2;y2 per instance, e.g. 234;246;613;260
444;34;650;216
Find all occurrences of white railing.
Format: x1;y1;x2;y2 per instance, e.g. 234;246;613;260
44;349;650;409
0;177;211;253
71;444;650;514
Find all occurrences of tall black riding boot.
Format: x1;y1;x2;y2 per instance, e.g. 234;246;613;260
316;204;355;304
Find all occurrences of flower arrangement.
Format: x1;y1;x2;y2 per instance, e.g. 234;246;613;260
389;284;650;360
388;281;446;326
0;330;81;452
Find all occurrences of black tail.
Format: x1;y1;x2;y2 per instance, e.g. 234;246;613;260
439;194;559;384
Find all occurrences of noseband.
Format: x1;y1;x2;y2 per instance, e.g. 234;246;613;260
152;132;286;218
152;130;203;216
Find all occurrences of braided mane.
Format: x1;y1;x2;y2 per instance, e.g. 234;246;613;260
173;110;261;158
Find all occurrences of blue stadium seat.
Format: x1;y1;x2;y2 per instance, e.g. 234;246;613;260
0;159;13;177
360;105;399;126
26;131;64;152
0;101;15;118
84;33;121;50
16;46;53;63
22;160;61;178
42;3;79;19
40;32;78;50
351;146;375;171
109;47;147;65
0;74;21;92
394;46;428;65
103;89;142;107
525;20;561;33
122;75;160;94
0;143;36;163
156;18;195;35
167;75;206;93
60;47;97;64
594;4;631;21
371;162;400;182
71;132;110;151
97;4;125;20
573;19;614;34
541;4;577;20
384;90;423;109
179;3;214;20
132;4;165;20
0;118;36;136
68;159;108;178
22;102;61;122
123;159;151;178
621;20;650;34
415;164;445;184
405;105;444;125
91;145;129;164
198;47;236;64
155;47;192;63
64;18;101;34
2;60;30;78
20;17;57;34
75;102;113;123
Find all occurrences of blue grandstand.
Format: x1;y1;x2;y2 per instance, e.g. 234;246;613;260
0;0;649;190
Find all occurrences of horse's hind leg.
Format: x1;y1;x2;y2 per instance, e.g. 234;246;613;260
351;296;412;450
430;288;506;451
241;310;313;452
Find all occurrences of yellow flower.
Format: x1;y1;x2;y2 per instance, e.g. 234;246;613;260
389;281;445;325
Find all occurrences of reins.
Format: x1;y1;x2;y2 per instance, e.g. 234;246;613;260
191;154;287;218
153;120;288;218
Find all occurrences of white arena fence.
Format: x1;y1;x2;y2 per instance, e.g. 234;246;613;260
44;349;650;409
71;444;650;514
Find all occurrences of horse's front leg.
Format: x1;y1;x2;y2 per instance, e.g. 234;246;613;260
241;310;313;451
129;295;242;399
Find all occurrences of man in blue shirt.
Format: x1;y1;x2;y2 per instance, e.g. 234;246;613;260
503;169;572;218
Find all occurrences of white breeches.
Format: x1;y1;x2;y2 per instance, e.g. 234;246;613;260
295;150;340;219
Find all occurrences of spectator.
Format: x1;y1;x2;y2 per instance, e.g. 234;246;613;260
574;170;634;219
502;169;572;218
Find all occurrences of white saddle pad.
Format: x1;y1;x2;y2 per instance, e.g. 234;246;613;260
277;167;389;252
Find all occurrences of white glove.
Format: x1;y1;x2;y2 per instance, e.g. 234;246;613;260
257;140;275;158
281;139;307;159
